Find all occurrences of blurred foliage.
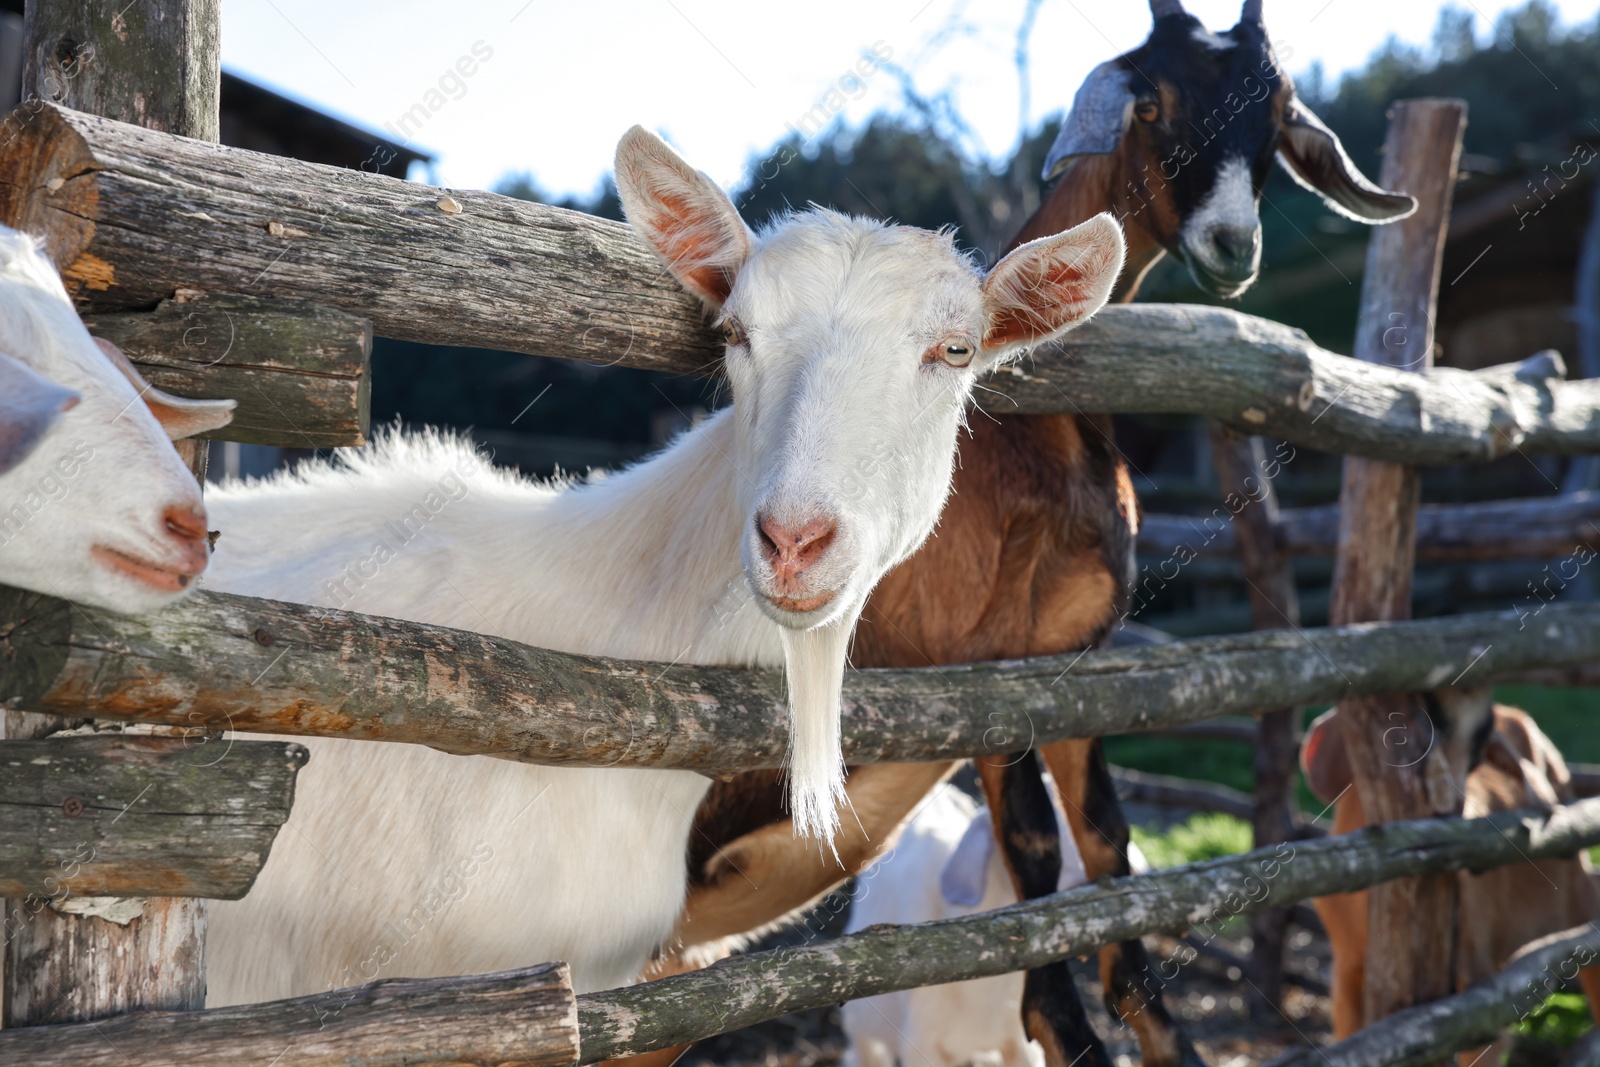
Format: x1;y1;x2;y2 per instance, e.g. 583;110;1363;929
1515;990;1593;1043
1131;812;1254;867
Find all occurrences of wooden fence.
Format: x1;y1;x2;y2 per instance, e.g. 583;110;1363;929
3;4;1600;1066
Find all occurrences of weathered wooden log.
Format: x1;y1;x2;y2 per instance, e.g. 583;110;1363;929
0;960;579;1067
575;798;1600;1061
3;105;1600;465
1109;766;1255;822
0;102;717;374
3;0;221;1029
0;736;304;898
1264;925;1600;1067
1139;492;1600;562
3;583;1598;775
82;295;372;447
1331;97;1468;1033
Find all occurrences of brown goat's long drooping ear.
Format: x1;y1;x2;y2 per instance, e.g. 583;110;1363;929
93;337;237;441
614;126;752;309
981;213;1125;354
1277;100;1419;223
0;350;78;474
1039;62;1134;181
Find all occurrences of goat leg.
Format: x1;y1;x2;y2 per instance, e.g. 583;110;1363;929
977;753;1115;1067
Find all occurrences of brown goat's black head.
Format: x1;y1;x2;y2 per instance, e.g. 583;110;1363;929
1041;0;1416;299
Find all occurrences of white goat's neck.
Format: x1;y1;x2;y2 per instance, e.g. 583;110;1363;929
206;413;780;671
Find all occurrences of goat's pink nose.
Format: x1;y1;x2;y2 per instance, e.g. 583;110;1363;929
163;503;212;576
758;514;838;584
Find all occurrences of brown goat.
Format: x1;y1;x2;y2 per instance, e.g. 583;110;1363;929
639;3;1416;1066
1304;692;1600;1061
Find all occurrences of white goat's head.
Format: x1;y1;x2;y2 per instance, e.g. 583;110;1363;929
0;226;235;613
616;128;1125;838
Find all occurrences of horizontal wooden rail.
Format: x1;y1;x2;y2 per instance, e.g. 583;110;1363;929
0;960;577;1067
1110;765;1257;823
3;584;1597;776
575;798;1600;1061
0;735;304;898
83;295;372;447
1141;492;1600;562
1265;925;1600;1067
3;105;1600;465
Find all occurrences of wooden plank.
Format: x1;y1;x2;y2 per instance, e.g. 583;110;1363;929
575;799;1600;1063
1265;925;1600;1067
1328;97;1469;1035
2;105;1600;464
0;736;304;898
3;0;222;1028
1208;426;1304;1012
0;102;716;374
82;295;372;447
0;960;578;1067
2;583;1598;776
1140;492;1600;562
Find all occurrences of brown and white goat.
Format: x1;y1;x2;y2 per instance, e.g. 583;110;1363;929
651;3;1416;1066
1303;691;1600;1061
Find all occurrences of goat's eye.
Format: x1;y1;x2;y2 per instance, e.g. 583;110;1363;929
925;340;975;368
1135;101;1160;123
719;318;747;348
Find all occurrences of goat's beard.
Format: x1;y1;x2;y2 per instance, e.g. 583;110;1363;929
778;617;853;849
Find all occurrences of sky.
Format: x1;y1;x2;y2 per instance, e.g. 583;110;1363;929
221;0;1600;200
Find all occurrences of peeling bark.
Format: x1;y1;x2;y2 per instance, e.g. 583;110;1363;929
0;736;304;898
576;800;1600;1062
1265;926;1600;1067
1;104;1598;465
0;960;578;1066
2;584;1597;776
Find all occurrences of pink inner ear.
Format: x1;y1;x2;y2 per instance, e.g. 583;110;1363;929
645;192;736;306
983;256;1098;349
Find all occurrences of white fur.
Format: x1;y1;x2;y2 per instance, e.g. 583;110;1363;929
0;225;233;613
842;783;1085;1067
202;131;1126;1006
1178;156;1261;288
1190;25;1235;51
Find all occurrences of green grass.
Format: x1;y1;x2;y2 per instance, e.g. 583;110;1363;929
1130;813;1254;868
1512;991;1593;1046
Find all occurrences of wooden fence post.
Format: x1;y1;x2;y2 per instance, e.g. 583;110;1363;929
1327;98;1468;1033
1207;425;1301;1014
2;0;220;1027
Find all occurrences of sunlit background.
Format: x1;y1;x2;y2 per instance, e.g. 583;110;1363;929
220;0;1600;196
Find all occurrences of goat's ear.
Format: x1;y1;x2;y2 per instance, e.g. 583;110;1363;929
93;337;237;440
1040;61;1133;181
615;125;751;309
981;212;1125;355
0;351;78;474
1300;708;1352;806
1277;100;1418;224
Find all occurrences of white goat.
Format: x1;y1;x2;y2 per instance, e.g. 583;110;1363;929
0;226;235;613
203;127;1125;1004
842;781;1088;1067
